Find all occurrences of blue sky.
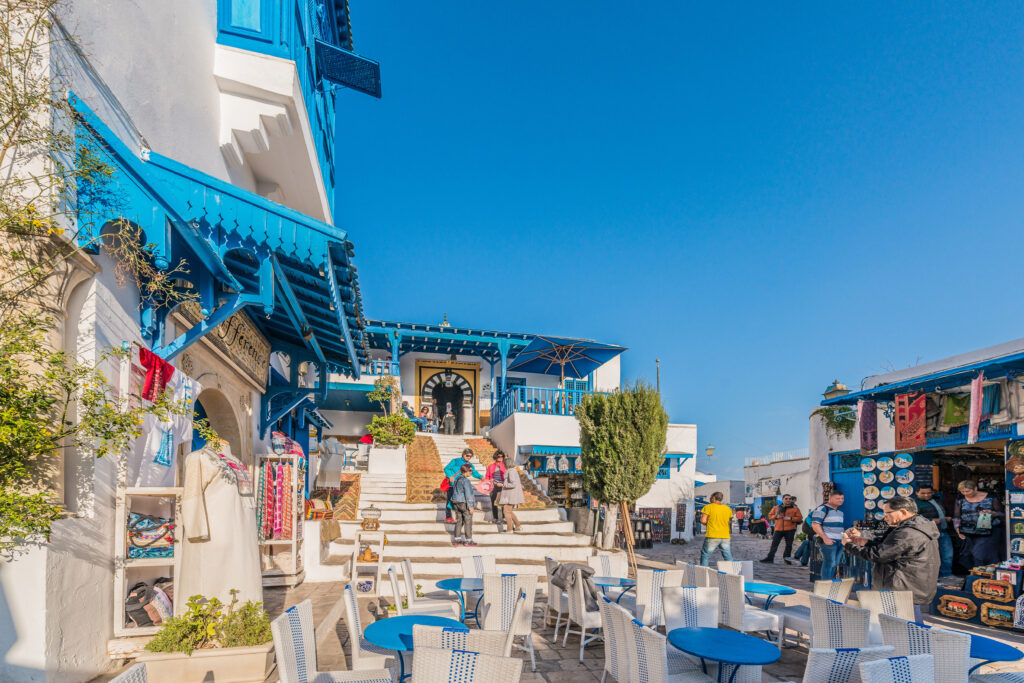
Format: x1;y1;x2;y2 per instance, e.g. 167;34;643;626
335;3;1024;479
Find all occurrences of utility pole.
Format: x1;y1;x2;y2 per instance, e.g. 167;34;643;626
656;358;661;393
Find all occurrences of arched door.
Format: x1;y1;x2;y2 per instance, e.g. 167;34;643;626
422;371;474;434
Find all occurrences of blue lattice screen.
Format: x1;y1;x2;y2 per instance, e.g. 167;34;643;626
316;39;381;98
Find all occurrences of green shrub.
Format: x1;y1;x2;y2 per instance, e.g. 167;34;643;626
145;591;271;655
367;414;415;446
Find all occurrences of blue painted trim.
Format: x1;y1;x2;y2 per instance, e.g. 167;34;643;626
326;245;359;380
271;255;326;366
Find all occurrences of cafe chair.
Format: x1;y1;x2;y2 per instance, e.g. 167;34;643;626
717;560;754;581
387;566;460;619
109;664;147;683
589;551;628;577
273;599;394;683
460;554;497;579
802;646;895;683
342;584;391;670
716;571;783;647
877;614;970;683
858;654;935;683
855;590;915;644
563;568;603;662
662;586;719;631
675;560;701;587
635;568;685;627
402;558;459;616
411;623;507;657
772;578;855;647
599;597;633;683
544;557;569;640
809;595;871;649
480;574;538;670
409;646;522;683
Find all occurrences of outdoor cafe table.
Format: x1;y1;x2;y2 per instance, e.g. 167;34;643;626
668;626;781;683
743;581;796;610
363;614;464;681
592;576;637;603
436;577;483;624
965;630;1024;673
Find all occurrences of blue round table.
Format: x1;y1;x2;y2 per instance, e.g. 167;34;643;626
436;577;483;624
743;582;796;610
966;631;1023;673
592;576;637;603
364;614;464;681
668;626;781;683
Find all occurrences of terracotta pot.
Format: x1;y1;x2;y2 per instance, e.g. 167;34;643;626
134;642;274;683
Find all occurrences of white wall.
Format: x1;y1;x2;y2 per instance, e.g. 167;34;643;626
0;548;48;681
489;413;581;466
745;457;813;510
592;355;621;391
319;410;377;437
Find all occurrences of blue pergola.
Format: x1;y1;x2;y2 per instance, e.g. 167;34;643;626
72;94;368;438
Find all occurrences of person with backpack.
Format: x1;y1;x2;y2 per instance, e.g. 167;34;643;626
795;508;815;566
443;448;482;524
449;463;478;546
810;488;846;580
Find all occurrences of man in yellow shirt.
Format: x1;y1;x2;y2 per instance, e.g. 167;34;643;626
699;491;734;566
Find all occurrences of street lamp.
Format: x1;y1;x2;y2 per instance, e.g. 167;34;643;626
705;445;715;459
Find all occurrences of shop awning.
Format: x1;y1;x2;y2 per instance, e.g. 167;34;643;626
508;336;626;381
521;445;582;456
364;320;533;364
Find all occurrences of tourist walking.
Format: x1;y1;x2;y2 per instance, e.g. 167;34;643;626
443;448;481;524
843;496;939;622
442;409;456;435
699;492;734;566
761;494;803;565
485;451;508;525
810;488;845;580
497;463;524;532
915;485;953;577
953;479;1005;567
449;463;477;546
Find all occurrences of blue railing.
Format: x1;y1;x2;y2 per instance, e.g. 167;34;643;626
217;0;338;215
361;360;400;377
491;386;607;427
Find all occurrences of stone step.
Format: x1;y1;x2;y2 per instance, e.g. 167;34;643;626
351;519;576;534
358;492;407;503
359;506;564;523
357;540;590;562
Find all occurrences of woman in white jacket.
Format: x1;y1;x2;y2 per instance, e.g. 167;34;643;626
496;465;525;532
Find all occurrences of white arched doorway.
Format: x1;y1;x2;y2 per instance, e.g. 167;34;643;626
422;371;475;434
194;388;244;464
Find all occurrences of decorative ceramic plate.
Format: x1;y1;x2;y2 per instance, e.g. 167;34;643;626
875;511;886;520
894;454;913;468
861;457;876;471
896;469;914;484
863;472;877;485
865;499;877;510
897;484;914;497
864;486;880;500
878;471;895;484
876;456;894;471
880;485;896;499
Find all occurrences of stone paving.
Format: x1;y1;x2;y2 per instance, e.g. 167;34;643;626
257;531;1024;681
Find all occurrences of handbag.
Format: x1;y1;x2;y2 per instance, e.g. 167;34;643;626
439;477;450;492
127;512;174;559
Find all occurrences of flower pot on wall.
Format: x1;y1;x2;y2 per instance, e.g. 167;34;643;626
134;642;274;683
368;444;406;475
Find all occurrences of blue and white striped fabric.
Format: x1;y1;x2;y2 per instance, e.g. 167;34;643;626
439;626;471;650
410;646;523;683
858;654;934;683
804;646;895;683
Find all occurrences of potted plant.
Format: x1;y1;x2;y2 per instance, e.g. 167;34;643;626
135;592;274;683
366;377;415;474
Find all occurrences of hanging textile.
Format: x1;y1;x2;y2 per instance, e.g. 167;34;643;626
282;464;294;541
859;400;878;455
135;372;202;487
943;394;971;427
968;372;985;445
138;347;175;402
982;384;1001;419
895;392;927;451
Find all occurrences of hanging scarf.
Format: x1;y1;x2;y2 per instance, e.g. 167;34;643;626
895;392;926;451
968;372;985;445
273;463;284;539
859;400;878;454
138;348;175;402
282;464;294;541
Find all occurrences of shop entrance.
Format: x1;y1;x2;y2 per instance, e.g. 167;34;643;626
192;388;243;463
421;370;474;434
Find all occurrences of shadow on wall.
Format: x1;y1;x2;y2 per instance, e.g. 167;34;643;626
2;546;44;682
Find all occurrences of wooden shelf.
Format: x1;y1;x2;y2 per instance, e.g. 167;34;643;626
124;487;183;497
125;556;176;567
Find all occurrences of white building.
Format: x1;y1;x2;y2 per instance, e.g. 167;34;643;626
744;450;813;516
694;479;746;506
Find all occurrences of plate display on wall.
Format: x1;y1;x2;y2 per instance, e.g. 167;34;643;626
861;457;876;471
897;484;914;497
894;454;913;468
864;486;880;500
876;456;894;471
878;471;895;484
896;469;914;484
865;499;877;510
874;511;886;520
863;472;877;485
880;485;896;499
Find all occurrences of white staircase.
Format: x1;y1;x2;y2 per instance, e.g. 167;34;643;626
326;434;595;587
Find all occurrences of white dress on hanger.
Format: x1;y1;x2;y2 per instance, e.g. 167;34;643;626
179;443;262;607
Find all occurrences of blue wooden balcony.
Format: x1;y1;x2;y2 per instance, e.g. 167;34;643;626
490;386;608;426
361;360;400;377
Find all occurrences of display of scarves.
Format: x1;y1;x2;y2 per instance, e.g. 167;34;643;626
138;347;175;402
273;463;284;539
859;400;878;454
895;392;927;451
968;372;985;445
282;464;294;541
943;394;970;427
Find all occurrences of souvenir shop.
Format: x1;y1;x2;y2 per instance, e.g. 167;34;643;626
824;365;1024;632
521;445;589;509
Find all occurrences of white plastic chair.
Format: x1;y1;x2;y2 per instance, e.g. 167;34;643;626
411;623;507;657
480;573;538;671
693;565;716;588
802;646;895;683
109;664;147;683
460;554;497;578
717;560;753;581
342;584;391;670
562;568;603;662
716;571;783;647
635;568;685;627
855;590;915;644
273;599;393;683
589;552;628;577
402;558;459;616
662;586;719;631
599;597;632;683
675;561;701;587
622;612;753;683
409;646;523;683
544;556;569;641
878;614;970;683
858;654;935;683
772;578;855;646
809;594;871;649
387;567;460;618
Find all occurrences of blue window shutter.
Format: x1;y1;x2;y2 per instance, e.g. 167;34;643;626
315;39;381;98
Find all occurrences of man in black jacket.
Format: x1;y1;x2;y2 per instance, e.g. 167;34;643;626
842;496;940;622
